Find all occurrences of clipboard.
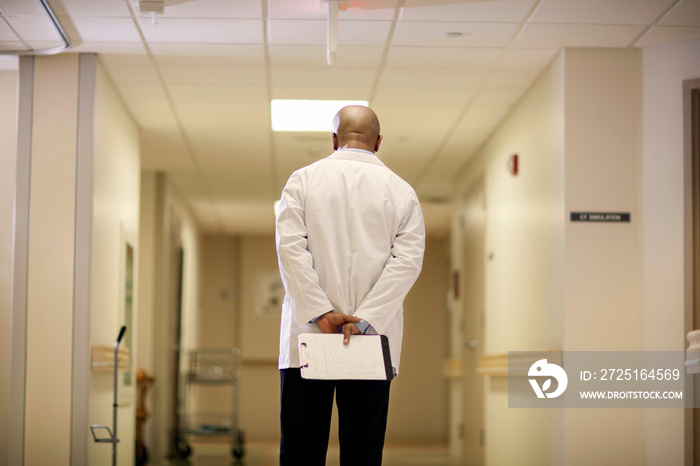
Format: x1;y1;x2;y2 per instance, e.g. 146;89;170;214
298;333;394;381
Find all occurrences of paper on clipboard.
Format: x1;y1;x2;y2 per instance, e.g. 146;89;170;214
298;333;394;381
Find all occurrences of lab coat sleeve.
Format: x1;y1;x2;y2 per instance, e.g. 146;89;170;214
275;171;334;327
354;193;425;334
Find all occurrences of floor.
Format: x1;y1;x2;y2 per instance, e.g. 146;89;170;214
161;441;459;466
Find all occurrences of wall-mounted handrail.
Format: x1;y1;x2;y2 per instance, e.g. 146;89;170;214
0;0;71;55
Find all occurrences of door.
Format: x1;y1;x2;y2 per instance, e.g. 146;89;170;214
462;178;486;465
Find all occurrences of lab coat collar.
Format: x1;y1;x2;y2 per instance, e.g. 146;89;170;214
329;149;385;167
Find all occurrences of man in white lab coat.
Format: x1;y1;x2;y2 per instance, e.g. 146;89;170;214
275;105;425;466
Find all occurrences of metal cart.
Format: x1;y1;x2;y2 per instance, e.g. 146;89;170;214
180;348;245;460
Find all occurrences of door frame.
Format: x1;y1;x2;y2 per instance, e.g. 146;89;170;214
682;77;700;466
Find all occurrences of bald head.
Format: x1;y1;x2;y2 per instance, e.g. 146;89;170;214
331;105;383;153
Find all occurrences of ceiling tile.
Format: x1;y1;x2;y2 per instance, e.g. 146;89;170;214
269;0;399;20
195;147;272;173
337;19;393;45
100;61;160;84
169;83;268;102
205;170;275;200
514;23;645;48
268;44;384;67
128;103;179;128
168;171;212;200
268;0;327;20
343;1;399;20
660;1;700;27
0;40;24;49
175;101;268;126
51;0;132;17
385;46;504;68
459;103;512;127
139;18;264;43
0;20;18;41
98;53;151;67
5;16;63;42
0;0;48;16
159;63;266;85
372;102;463;139
69;17;141;42
393;21;520;47
270;65;375;88
401;0;537;23
635;26;700;47
69;42;146;54
267;19;325;45
151;44;265;62
531;0;673;25
271;85;370;100
157;0;262;19
112;82;168;103
487;68;541;89
373;86;477;105
472;88;524;105
499;47;559;69
268;19;392;46
379;67;491;88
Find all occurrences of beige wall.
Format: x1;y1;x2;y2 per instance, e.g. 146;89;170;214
137;171;203;463
196;234;449;443
23;54;80;466
386;237;449;441
562;47;644;466
0;69;17;462
641;38;700;466
455;50;566;466
87;60;141;466
453;47;656;466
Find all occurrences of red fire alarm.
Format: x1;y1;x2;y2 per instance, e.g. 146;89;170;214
507;153;518;175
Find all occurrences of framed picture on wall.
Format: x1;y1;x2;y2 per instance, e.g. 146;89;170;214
256;272;284;316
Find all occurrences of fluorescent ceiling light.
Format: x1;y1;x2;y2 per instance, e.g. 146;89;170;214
271;99;368;132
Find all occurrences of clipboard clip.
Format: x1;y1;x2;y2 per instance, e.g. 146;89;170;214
299;342;309;368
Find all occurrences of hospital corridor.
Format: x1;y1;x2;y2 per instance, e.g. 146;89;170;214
1;0;700;465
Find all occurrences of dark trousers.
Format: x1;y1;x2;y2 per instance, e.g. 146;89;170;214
280;368;391;466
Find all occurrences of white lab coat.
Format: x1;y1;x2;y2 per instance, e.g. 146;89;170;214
275;149;425;375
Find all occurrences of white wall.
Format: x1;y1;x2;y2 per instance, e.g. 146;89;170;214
0;68;18;465
641;38;700;466
87;60;141;466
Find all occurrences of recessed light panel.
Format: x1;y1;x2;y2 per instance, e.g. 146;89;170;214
271;99;368;132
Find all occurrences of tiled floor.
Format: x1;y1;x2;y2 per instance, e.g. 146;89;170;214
161;441;459;466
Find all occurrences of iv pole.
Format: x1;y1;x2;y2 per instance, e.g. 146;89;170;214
91;326;127;466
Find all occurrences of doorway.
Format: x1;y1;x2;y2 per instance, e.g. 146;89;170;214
461;178;486;465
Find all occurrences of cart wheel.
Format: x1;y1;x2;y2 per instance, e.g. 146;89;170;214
232;430;245;459
178;443;192;459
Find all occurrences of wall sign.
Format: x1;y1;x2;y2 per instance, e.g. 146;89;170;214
570;212;630;223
